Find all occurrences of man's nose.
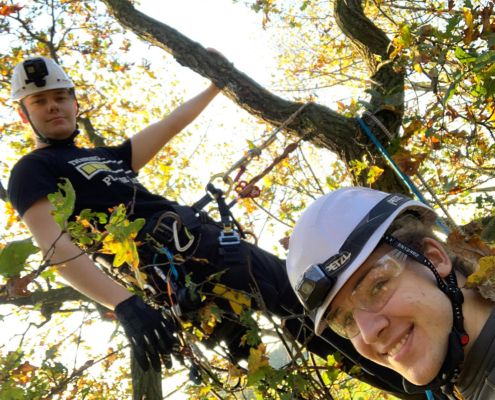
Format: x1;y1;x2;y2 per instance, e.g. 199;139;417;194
46;98;59;112
353;308;389;344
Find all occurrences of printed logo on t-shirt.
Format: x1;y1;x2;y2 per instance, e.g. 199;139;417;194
68;156;138;186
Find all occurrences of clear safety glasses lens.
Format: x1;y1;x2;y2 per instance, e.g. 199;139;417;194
324;249;407;339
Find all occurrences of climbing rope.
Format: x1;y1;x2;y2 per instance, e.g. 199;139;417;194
222;101;313;182
363;111;461;233
356;116;451;235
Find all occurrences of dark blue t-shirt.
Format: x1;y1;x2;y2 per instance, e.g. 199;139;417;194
7;140;178;220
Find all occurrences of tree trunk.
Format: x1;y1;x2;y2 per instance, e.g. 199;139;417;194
131;349;163;400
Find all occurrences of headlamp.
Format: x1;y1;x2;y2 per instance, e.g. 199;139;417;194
295;264;334;311
23;58;48;88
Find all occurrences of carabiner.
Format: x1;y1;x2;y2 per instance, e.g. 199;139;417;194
208;173;234;198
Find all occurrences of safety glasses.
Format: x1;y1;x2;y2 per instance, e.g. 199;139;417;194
324;249;408;339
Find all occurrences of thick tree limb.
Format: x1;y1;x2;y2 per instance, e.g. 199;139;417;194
77;116;106;147
0;180;7;202
334;0;404;134
101;0;408;193
3;286;90;308
131;349;163;400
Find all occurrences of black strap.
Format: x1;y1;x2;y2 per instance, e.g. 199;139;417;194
172;205;202;231
320;193;413;279
193;192;214;210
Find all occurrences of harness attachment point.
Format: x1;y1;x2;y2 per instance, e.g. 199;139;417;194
219;229;241;246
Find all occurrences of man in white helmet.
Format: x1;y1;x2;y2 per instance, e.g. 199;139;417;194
11;57;79;146
287;187;495;400
7;55;228;374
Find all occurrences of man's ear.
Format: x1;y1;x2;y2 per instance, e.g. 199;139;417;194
423;237;452;278
17;107;29;124
74;101;79;117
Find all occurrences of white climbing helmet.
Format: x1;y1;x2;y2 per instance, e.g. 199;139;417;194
286;187;436;336
11;56;75;102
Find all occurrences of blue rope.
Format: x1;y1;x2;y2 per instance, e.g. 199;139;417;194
425;390;434;400
161;248;178;280
356;117;450;235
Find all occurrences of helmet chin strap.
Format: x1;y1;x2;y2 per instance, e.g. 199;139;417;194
20;102;80;147
382;235;468;399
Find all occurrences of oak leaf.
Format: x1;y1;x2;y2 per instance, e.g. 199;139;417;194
465;256;495;289
0;3;23;16
6;273;36;298
447;231;495;266
279;236;290;250
392;150;427;176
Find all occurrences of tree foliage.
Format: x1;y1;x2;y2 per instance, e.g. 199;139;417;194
1;0;495;399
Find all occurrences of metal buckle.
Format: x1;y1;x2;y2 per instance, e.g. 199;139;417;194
219;229;241;246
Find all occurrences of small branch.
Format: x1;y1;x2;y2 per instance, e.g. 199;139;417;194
77;117;106;147
251;198;294;228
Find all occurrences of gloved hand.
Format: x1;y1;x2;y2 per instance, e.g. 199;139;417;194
115;295;181;372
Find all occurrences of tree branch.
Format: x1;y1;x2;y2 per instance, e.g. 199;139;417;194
100;0;409;193
77;116;106;147
0;180;7;202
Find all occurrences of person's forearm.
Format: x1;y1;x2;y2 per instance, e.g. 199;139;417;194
46;234;132;309
130;83;221;172
164;83;220;133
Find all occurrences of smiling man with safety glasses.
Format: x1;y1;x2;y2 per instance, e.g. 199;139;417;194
287;187;495;400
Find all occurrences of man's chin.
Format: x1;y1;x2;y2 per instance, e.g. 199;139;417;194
403;367;439;387
44;129;76;141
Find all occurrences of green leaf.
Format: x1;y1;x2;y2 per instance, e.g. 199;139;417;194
246;139;256;150
357;100;374;111
473;51;495;71
454;46;477;65
443;180;457;192
445;15;461;35
247;365;273;386
39;267;57;280
208;269;228;282
0;238;40;278
209;305;223;323
300;0;309;11
364;89;383;99
400;24;412;47
443;81;459;105
246;325;261;346
45;344;59;360
47;178;76;229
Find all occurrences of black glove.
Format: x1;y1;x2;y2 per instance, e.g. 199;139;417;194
115;295;181;372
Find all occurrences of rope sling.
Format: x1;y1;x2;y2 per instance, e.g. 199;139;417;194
210;101;460;238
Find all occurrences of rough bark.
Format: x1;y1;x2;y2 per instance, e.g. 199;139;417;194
3;286;90;307
78;116;106;147
101;0;408;194
0;181;7;202
131;351;163;400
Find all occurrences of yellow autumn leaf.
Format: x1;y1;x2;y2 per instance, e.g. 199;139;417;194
247;343;269;375
367;165;384;184
465;256;495;289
